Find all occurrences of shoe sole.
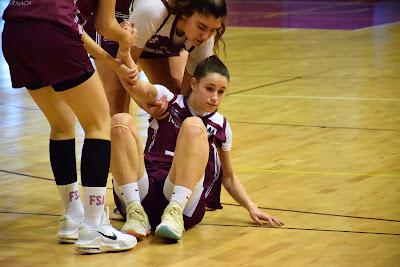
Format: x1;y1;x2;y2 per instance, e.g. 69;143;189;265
58;236;78;244
57;233;78;244
75;237;137;254
125;230;149;239
155;225;181;240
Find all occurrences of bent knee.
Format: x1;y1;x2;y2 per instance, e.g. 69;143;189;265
181;117;207;138
111;113;138;139
111;113;132;126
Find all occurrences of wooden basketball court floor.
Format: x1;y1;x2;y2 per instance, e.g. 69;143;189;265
0;1;399;266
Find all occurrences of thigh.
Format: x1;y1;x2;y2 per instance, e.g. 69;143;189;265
58;72;110;140
28;87;76;140
95;60;130;114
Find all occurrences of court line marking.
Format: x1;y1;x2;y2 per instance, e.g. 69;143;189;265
234;168;399;178
226;77;301;96
230;121;400;132
0;210;398;236
222;203;400;223
1;168;399;223
354;21;400;31
200;223;400;236
228;95;400;101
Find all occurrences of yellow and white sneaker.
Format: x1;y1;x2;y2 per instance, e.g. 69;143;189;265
155;202;184;240
121;201;151;238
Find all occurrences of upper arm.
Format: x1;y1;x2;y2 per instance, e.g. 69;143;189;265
94;0;117;36
129;0;167;48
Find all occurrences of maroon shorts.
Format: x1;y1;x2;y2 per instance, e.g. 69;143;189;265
2;20;94;90
114;164;206;230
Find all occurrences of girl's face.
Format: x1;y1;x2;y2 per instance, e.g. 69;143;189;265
182;12;223;46
190;72;228;113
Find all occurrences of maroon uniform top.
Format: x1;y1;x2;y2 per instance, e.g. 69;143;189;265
144;85;232;209
2;0;82;33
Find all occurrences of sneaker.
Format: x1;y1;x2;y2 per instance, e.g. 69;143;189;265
75;207;137;254
56;214;80;244
155;202;185;240
111;206;124;221
121;201;151;238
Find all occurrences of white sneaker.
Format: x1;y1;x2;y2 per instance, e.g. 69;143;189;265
111;206;124;221
75;207;137;254
155;202;185;240
56;214;80;244
121;201;151;238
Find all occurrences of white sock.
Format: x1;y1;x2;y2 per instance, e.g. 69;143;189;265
82;186;107;228
170;185;192;210
57;182;83;222
112;179;123;199
120;182;140;204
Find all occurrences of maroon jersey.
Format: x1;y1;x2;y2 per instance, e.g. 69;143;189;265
144;87;231;209
2;0;82;33
75;0;98;20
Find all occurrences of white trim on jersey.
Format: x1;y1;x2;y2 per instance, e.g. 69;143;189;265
204;142;221;199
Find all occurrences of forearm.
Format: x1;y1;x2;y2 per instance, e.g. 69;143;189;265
96;20;131;52
81;32;120;71
124;80;158;104
94;0;132;52
223;176;257;211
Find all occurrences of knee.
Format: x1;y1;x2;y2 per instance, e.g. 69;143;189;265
50;122;75;139
111;113;138;141
181;117;207;140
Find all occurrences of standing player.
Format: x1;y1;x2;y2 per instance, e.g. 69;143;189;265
1;0;137;253
110;56;284;240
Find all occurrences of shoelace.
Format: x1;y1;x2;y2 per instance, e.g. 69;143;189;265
164;205;183;225
127;205;146;224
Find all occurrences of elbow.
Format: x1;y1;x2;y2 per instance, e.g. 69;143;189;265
94;17;116;40
94;22;109;38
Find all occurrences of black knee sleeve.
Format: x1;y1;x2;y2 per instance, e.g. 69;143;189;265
80;139;111;187
49;139;77;185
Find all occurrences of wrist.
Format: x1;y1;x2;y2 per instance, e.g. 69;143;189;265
246;202;257;212
106;56;121;72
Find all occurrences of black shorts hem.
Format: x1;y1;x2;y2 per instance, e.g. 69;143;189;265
52;70;95;91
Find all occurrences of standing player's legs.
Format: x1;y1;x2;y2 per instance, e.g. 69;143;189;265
29;87;82;244
28;74;137;253
57;73;137;253
155;117;209;240
2;19;136;253
96;60;131;116
110;113;151;238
